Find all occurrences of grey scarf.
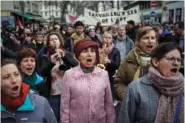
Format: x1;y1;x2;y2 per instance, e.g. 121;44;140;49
148;66;184;123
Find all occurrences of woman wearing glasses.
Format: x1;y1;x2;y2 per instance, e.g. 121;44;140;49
118;42;184;123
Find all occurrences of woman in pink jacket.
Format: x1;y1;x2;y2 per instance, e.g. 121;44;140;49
60;39;115;123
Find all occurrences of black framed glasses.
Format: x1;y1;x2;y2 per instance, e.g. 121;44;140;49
163;56;182;64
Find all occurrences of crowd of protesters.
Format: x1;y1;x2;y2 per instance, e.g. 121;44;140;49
1;19;184;123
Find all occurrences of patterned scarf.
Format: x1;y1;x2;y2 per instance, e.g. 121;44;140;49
148;66;184;123
133;46;151;80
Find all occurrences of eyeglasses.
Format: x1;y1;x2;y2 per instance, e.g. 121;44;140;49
163;56;182;64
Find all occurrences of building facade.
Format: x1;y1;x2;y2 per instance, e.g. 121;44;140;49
38;1;61;23
1;1;40;16
167;1;184;23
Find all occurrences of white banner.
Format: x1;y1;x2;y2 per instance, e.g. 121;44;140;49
84;6;141;26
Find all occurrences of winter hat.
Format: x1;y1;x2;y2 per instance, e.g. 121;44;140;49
35;31;44;36
88;26;95;32
73;39;99;64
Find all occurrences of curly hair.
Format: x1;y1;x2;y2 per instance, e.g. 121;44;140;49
46;31;64;47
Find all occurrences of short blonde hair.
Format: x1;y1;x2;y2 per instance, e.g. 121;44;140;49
103;31;113;38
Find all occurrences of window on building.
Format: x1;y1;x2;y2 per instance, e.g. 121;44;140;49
45;12;47;16
146;1;149;9
56;12;58;16
148;1;150;9
176;8;182;22
140;4;142;10
45;4;47;9
144;2;147;9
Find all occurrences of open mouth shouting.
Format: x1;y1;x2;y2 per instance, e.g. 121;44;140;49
86;58;94;65
26;67;34;72
24;67;34;75
171;68;178;73
11;85;20;96
84;58;95;68
146;45;154;52
87;58;93;62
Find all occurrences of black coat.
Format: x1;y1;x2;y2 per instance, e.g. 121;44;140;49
126;27;137;42
1;47;17;59
64;37;74;53
106;47;121;82
39;51;78;96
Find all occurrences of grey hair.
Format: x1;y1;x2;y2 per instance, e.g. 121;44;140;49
118;24;126;29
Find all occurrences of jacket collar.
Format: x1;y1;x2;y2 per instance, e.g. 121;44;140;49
23;72;44;86
140;75;152;85
1;93;35;111
126;46;150;65
73;65;103;78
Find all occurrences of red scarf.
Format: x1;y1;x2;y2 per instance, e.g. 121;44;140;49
1;83;30;111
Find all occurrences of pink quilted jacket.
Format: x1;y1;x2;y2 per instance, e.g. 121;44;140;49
60;65;115;123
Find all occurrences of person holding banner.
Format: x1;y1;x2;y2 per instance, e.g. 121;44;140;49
114;26;158;101
118;42;184;123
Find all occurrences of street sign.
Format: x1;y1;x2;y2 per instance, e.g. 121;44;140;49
150;1;157;7
150;11;157;16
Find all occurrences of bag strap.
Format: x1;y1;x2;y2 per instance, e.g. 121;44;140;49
173;92;183;123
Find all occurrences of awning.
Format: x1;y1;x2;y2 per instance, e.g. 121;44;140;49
11;11;33;19
32;16;44;21
26;12;44;21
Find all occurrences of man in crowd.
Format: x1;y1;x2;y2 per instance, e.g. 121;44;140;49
110;24;119;41
114;25;134;61
71;21;87;44
31;31;45;53
126;20;137;42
